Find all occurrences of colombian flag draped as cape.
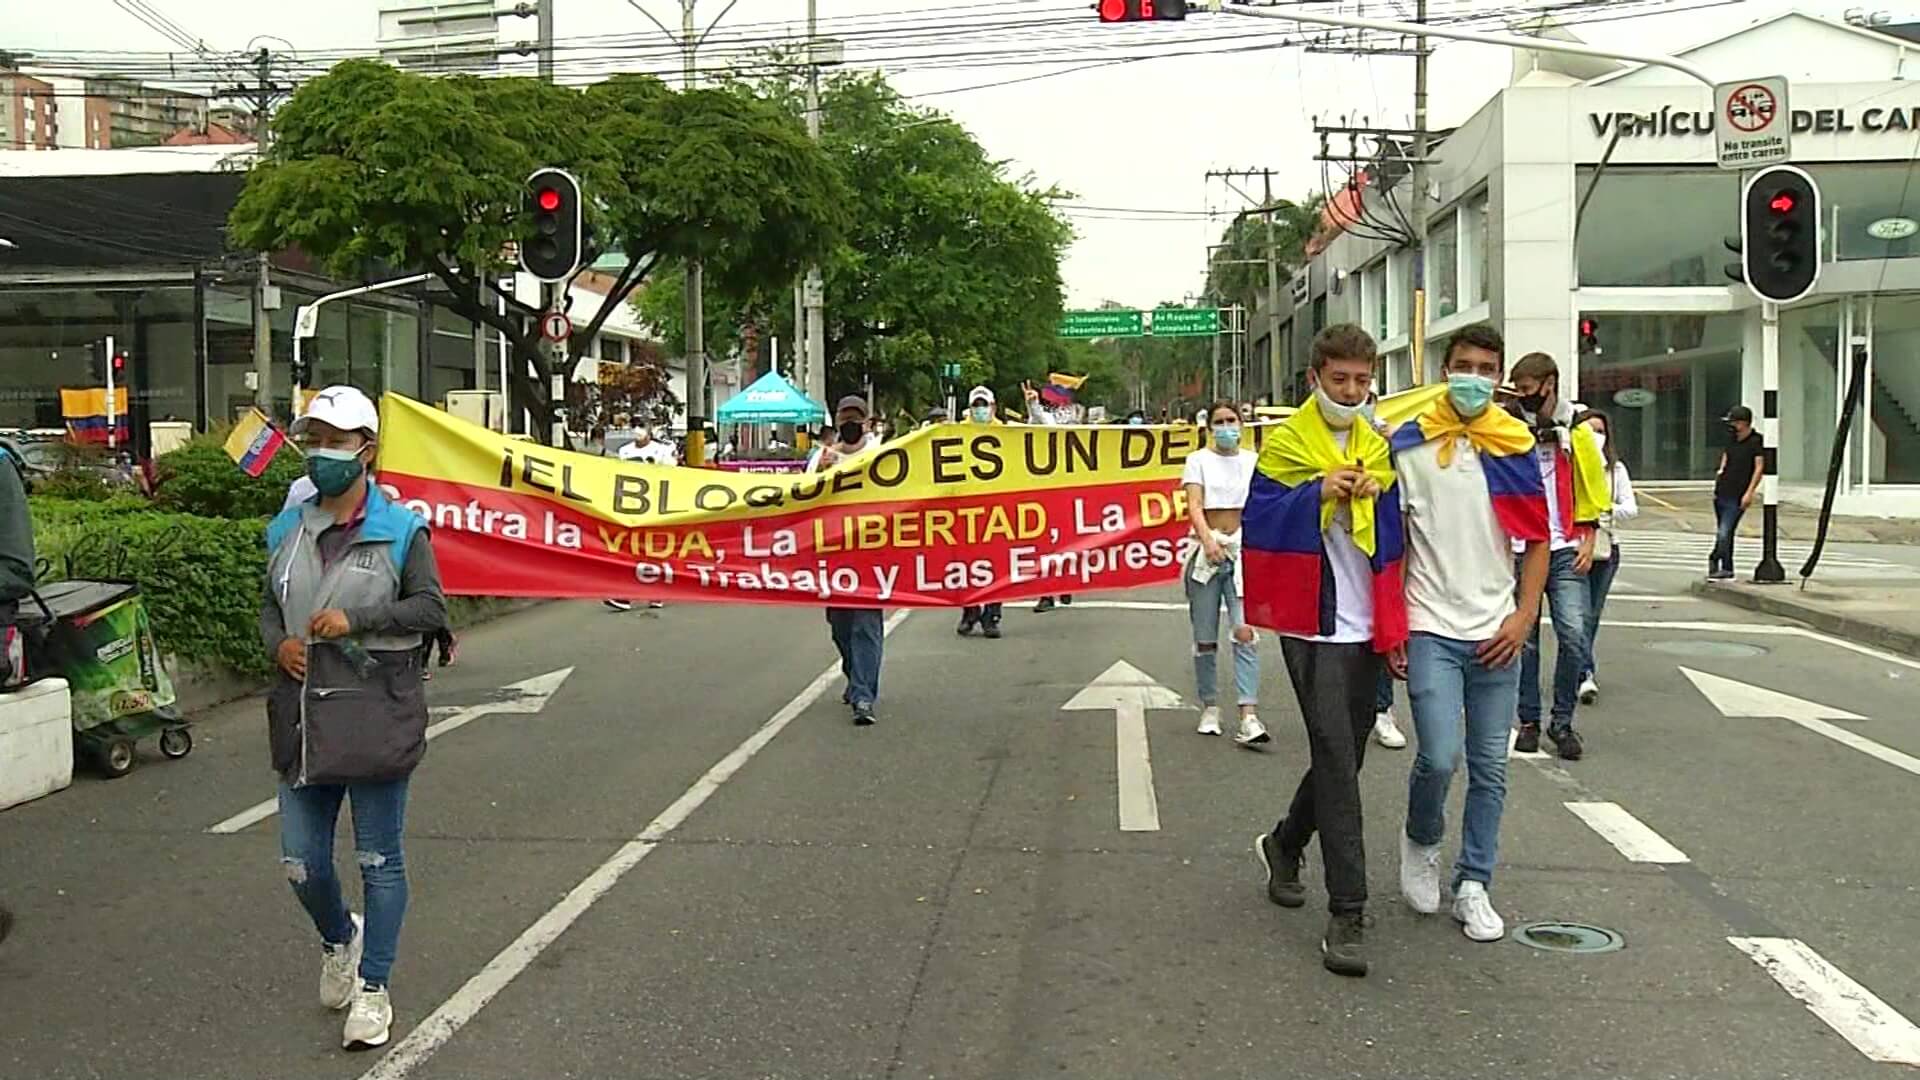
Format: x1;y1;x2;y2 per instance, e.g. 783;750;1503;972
1388;394;1550;542
1242;395;1408;653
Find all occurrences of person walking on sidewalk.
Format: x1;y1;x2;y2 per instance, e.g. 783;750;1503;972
1388;325;1550;944
957;387;1006;639
263;386;447;1051
1573;407;1637;705
814;397;886;725
1243;324;1409;976
1505;352;1609;761
1710;405;1764;580
1180;401;1270;748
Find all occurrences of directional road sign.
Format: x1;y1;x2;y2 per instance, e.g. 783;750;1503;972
1148;307;1221;337
1714;76;1790;171
1058;309;1144;339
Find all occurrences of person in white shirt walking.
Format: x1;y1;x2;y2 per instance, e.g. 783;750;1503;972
1023;382;1075;613
1572;407;1637;704
1180;401;1269;748
606;427;673;612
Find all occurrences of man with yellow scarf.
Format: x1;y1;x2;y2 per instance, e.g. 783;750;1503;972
1503;352;1610;762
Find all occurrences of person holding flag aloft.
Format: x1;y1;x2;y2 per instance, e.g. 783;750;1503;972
1023;378;1077;612
1387;324;1550;944
1241;325;1406;976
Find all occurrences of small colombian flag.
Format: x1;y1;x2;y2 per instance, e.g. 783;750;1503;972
223;408;287;478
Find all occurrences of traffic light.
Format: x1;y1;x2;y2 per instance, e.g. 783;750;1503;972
1097;0;1186;21
112;350;126;376
520;167;583;282
1739;165;1821;304
1578;318;1601;357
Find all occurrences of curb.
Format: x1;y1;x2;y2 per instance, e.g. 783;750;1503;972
1689;581;1920;660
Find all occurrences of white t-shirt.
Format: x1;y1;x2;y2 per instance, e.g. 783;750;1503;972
1180;447;1256;510
617;439;674;465
1294;429;1373;645
1512;438;1578;553
1397;435;1519;641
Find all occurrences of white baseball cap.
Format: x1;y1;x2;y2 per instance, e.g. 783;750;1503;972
293;385;380;437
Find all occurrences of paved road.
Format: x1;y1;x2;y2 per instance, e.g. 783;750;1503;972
4;588;1919;1079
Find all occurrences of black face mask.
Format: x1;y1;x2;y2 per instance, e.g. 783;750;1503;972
1517;392;1548;415
838;421;865;445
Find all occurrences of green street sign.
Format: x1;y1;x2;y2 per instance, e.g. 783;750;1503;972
941;362;962;378
1149;307;1221;337
1058;309;1145;339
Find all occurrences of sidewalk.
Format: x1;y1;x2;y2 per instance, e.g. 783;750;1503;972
1635;487;1920;544
1693;577;1920;659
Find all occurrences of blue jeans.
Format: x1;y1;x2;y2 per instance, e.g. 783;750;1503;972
1518;548;1590;732
1184;557;1258;707
279;779;410;987
826;607;885;708
1581;549;1620;680
1375;671;1395;713
1404;632;1518;889
1711;496;1745;575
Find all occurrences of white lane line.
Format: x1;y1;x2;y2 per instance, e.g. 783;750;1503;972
1602;620;1920;672
356;610;912;1080
1789;716;1920;779
1729;936;1920;1066
1564;801;1690;863
1605;594;1698;603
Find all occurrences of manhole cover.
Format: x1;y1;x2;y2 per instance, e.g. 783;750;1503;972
1513;922;1625;954
1643;639;1768;659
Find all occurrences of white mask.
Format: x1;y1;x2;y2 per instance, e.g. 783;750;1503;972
1589;430;1607;453
1313;384;1364;430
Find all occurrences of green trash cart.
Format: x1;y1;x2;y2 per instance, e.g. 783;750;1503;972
19;579;188;779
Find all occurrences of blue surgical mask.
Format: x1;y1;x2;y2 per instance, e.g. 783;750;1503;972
1447;373;1496;417
970;405;992;423
1128;416;1145;426
305;446;366;497
1213;424;1241;450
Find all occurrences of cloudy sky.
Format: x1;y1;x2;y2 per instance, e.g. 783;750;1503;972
19;0;1912;309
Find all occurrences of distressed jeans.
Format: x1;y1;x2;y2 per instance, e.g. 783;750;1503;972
1404;632;1518;890
1581;549;1621;680
279;778;410;987
1517;548;1591;733
1184;556;1258;707
826;607;885;708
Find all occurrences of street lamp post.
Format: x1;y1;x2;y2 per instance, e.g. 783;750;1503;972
291;273;435;418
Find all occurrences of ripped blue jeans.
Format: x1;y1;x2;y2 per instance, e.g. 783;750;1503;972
1185;556;1259;708
279;779;409;987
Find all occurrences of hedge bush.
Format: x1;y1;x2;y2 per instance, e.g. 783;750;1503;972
153;426;305;520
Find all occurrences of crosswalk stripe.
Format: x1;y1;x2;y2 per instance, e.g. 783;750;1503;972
1730;937;1920;1066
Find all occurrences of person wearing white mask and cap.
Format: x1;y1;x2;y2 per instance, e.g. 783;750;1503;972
957;386;1006;639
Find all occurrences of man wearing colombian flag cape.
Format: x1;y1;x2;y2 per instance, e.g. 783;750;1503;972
1242;325;1407;977
1390;324;1549;945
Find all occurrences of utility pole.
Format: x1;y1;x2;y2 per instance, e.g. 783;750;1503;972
1409;0;1430;382
220;48;284;415
537;0;554;80
681;0;709;465
1206;168;1281;401
536;0;564;444
802;0;828;414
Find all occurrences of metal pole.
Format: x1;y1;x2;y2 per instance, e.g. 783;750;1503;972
1210;309;1222;402
1755;300;1785;583
1262;171;1280;400
803;0;827;413
536;0;554;81
1409;0;1429;385
105;333;117;450
681;0;709;465
252;49;275;413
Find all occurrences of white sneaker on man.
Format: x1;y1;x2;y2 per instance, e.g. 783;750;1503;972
1234;713;1271;747
343;982;393;1050
1372;710;1407;749
1399;831;1442;914
1452;880;1506;942
319;912;364;1011
1196;706;1223;736
1578;675;1599;705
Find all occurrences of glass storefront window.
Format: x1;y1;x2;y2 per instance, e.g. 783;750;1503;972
1366;264;1387;342
1866;295;1920;484
1430;216;1459;317
1805;163;1920;262
0;285;196;451
1464;196;1489;306
429;306;483;406
1780;301;1841;485
1576;310;1744;480
1577;168;1740;286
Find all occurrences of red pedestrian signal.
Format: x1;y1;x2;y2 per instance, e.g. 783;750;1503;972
1095;0;1186;21
1769;193;1795;214
112;352;125;372
537;187;562;212
1741;166;1821;304
521;168;583;282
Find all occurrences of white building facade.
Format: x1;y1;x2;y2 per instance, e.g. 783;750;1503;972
1289;11;1920;517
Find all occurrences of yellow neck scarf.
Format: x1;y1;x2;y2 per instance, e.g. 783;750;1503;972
1257;394;1394;557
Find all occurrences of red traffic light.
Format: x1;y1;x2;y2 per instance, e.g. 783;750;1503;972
1769;192;1796;214
112;353;125;371
1579;318;1596;336
1099;0;1125;19
537;187;562;212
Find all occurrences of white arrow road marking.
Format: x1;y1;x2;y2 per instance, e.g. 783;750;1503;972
1730;936;1920;1066
1564;801;1690;863
1061;660;1184;832
206;667;576;834
1678;667;1920;778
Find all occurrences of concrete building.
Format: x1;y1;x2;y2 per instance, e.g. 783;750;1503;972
0;72;58;150
1270;10;1920;517
77;78;207;147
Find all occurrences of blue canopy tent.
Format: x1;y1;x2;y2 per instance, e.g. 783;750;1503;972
716;371;826;425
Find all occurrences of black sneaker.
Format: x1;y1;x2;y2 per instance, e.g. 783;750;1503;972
1059;595;1073;607
852;704;876;726
957;616;977;637
1034;597;1057;613
1513;723;1541;754
1321;913;1368;977
1255;833;1306;908
1707;569;1735;581
983;623;1002;639
1549;726;1584;761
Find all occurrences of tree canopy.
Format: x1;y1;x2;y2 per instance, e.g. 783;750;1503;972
229;59;848;438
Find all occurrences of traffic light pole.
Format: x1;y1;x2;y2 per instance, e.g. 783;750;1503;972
802;0;828;420
682;0;708;467
1755;300;1786;584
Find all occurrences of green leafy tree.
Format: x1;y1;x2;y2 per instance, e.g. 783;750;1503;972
229;60;847;442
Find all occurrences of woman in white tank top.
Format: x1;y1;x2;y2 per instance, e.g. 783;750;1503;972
1179;402;1269;748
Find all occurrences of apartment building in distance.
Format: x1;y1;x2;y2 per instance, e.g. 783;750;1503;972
0;70;61;150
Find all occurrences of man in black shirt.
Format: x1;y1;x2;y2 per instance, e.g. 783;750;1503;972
1710;405;1765;580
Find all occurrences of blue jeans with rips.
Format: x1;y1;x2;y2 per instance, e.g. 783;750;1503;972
1184;556;1258;707
279;778;410;987
1517;547;1591;733
1404;632;1518;889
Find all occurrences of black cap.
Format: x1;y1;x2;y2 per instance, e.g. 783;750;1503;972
1722;405;1754;423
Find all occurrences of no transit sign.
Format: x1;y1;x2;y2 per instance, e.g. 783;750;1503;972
1714;76;1791;170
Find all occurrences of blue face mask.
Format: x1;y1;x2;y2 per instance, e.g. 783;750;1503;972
1447;373;1496;417
305;446;367;497
1128;416;1145;426
970;405;992;423
1213;424;1241;450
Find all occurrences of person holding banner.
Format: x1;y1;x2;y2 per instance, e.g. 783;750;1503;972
1388;325;1549;945
814;396;886;725
957;387;1006;640
1179;402;1269;748
1021;381;1074;613
1244;325;1407;977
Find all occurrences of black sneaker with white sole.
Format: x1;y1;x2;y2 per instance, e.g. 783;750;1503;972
1256;833;1305;908
852;704;876;726
1321;913;1368;977
1549;726;1584;761
1513;723;1541;754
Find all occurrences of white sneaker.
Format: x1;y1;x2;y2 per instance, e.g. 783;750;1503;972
1452;880;1506;942
1196;706;1222;736
1234;713;1271;747
1578;675;1599;705
647;601;665;610
343;982;393;1050
603;599;632;612
319;912;364;1011
1372;711;1407;749
1399;831;1442;914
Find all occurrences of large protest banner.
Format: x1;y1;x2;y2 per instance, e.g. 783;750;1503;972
374;387;1448;605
